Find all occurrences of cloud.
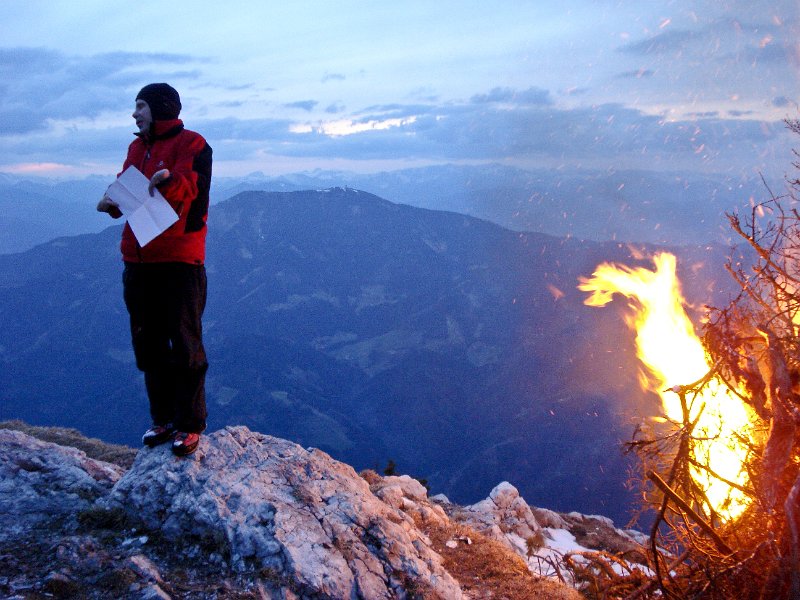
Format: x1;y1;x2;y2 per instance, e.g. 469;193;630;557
0;47;61;73
470;86;551;106
321;73;346;83
0;47;202;135
617;16;793;70
616;69;655;80
688;111;720;118
356;104;436;119
619;29;699;56
738;41;796;64
561;87;590;97
197;117;296;142
325;102;346;114
1;83;793;179
189;89;786;170
284;100;319;112
408;87;439;103
607;16;798;117
291;116;418;137
773;96;795;108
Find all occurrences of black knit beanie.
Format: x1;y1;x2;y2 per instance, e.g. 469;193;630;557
136;83;182;121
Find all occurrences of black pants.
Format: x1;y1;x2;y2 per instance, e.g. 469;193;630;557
123;262;208;433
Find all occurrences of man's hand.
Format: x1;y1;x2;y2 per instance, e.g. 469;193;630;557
97;195;122;219
148;169;170;196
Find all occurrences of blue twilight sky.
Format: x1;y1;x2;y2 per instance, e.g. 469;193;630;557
1;0;799;179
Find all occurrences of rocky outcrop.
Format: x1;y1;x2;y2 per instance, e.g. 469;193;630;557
0;424;642;599
103;426;461;599
0;428;124;540
455;481;544;557
448;481;646;583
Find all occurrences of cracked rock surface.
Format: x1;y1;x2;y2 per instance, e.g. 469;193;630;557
1;423;624;599
0;428;124;539
104;426;462;599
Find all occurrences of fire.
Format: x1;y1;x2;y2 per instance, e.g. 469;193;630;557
578;252;753;520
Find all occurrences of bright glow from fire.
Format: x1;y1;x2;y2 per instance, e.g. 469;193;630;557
578;252;753;520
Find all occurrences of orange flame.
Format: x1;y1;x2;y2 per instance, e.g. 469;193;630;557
578;252;753;520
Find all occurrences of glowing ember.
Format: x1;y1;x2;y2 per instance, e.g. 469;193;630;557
578;252;753;520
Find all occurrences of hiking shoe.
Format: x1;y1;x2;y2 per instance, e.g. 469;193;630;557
172;431;201;456
142;423;175;447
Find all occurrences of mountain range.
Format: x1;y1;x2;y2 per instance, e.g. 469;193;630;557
0;163;767;254
214;164;764;247
0;187;740;524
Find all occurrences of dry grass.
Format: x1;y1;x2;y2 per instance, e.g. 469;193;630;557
0;419;137;469
421;518;582;600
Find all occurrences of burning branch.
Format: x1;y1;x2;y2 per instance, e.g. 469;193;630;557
646;470;733;555
578;119;800;599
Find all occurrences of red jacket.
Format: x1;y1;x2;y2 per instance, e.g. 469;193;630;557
120;119;212;264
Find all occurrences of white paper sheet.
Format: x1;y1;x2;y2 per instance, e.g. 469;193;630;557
105;166;178;246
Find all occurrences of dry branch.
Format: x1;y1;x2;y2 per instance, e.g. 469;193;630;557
647;471;733;556
585;120;800;598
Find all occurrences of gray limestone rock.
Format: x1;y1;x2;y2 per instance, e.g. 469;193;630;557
103;426;462;599
0;429;125;539
458;481;543;557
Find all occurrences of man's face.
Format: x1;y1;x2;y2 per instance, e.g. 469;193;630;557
132;99;153;133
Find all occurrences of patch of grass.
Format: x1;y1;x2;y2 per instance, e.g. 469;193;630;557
422;519;582;600
0;419;137;468
391;569;440;600
359;468;382;486
526;530;546;555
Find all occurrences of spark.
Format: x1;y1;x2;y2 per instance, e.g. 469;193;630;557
547;284;565;300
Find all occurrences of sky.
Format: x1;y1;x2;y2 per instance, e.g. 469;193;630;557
1;0;799;180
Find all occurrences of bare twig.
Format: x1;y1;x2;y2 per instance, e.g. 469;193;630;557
647;471;734;555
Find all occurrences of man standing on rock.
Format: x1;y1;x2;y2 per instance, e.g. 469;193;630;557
97;83;212;457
